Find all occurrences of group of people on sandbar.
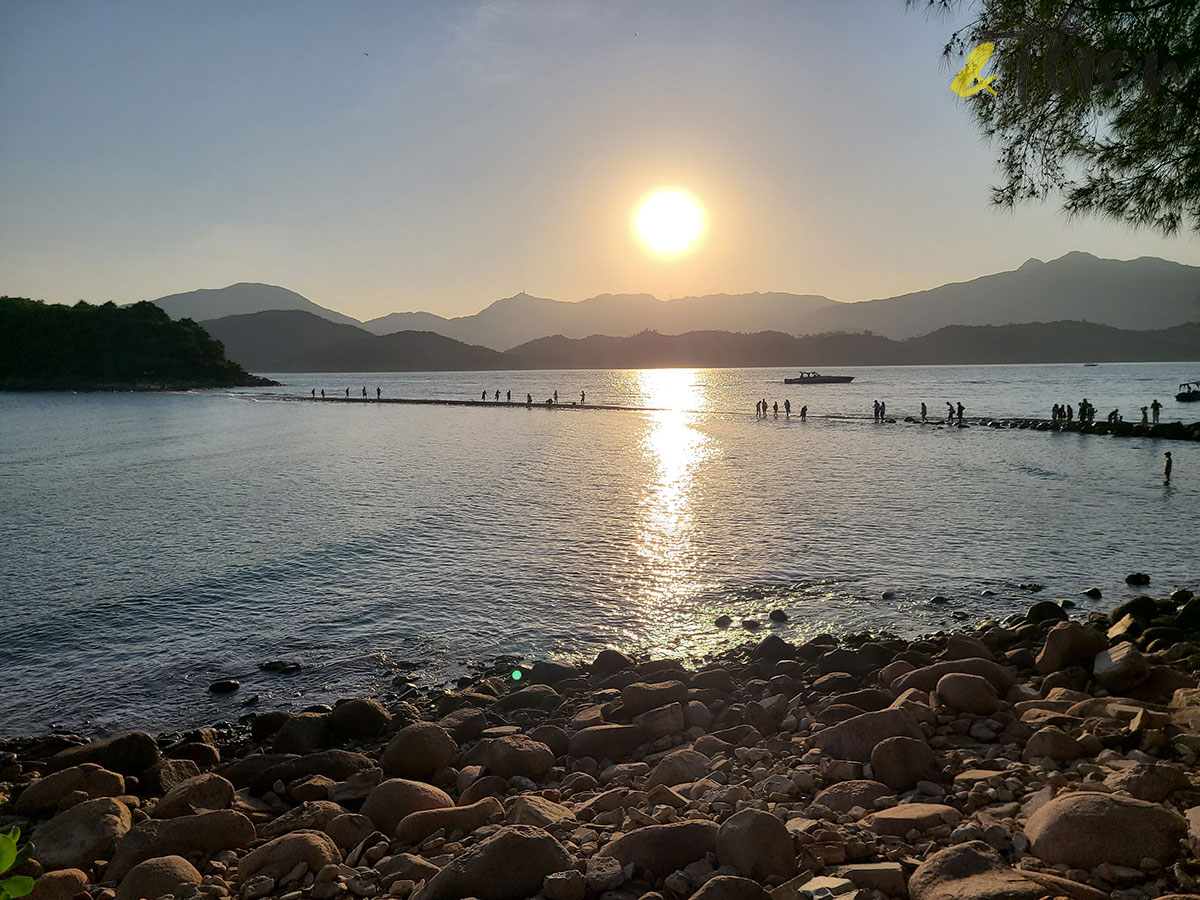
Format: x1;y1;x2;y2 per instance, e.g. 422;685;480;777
480;388;587;407
908;401;964;424
312;386;381;400
756;399;806;419
1074;397;1163;426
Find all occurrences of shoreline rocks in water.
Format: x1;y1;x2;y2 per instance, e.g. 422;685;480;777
5;587;1200;900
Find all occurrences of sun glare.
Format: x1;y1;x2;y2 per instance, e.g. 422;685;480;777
634;189;704;256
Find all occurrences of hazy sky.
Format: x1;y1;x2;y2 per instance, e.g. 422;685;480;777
2;1;1198;320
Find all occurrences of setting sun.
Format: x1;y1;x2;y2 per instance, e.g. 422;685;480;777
634;188;705;256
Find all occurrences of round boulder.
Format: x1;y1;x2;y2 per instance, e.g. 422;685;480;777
935;673;1002;715
485;735;555;779
360;778;453;835
237;830;341;883
115;856;202;900
412;825;571;900
871;736;936;791
1026;792;1187;868
716;808;796;882
380;722;457;779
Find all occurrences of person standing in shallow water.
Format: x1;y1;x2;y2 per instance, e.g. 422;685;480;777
320;389;325;399
1141;406;1149;425
1164;451;1172;482
482;390;487;401
311;388;315;399
800;405;807;420
345;387;349;398
773;401;778;418
956;402;964;425
920;402;927;423
376;387;381;400
362;386;367;399
784;399;790;418
1152;399;1162;424
946;402;954;423
506;390;511;403
872;400;879;422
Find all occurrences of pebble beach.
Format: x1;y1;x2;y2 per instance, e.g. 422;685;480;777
6;579;1200;900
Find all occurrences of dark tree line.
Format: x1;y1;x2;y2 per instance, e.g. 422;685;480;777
0;297;271;389
911;0;1199;234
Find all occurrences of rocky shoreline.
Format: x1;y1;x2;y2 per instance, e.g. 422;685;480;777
6;584;1200;900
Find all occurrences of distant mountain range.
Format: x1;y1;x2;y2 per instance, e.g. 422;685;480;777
150;252;1200;350
202;309;1200;372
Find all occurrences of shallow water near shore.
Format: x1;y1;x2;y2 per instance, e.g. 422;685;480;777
2;362;1198;738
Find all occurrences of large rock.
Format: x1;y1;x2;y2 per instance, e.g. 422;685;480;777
380;723;457;779
27;869;88;900
645;749;709;788
864;803;957;837
809;708;922;762
16;764;125;815
360;778;453;835
115;856;202;900
633;702;685;740
597;820;718;878
568;725;642;761
273;712;329;755
438;707;488;742
871;736;935;791
142;758;201;795
506;795;576;828
151;773;234;818
495;684;561;712
328;698;392;741
909;841;1099;900
1036;622;1108;674
1093;644;1152;692
591;649;634;676
716;809;796;881
935;673;1002;715
412;825;572;900
237;830;341;883
395;797;502;844
891;659;1015;695
1021;726;1082;763
484;735;555;779
1026;792;1188;867
690;876;772;900
813;780;893;814
1104;763;1190;802
621;681;688;716
106;810;255;880
47;733;160;776
31;798;131;870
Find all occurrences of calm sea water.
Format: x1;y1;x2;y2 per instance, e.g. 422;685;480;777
2;363;1198;737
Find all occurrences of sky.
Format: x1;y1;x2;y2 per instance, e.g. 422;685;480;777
2;0;1198;321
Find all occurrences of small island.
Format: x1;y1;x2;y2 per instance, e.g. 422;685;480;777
0;296;278;391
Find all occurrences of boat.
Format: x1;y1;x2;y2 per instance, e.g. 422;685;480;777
784;371;854;385
1177;381;1200;402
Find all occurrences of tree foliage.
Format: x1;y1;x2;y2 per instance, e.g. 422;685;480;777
911;0;1199;233
0;297;273;389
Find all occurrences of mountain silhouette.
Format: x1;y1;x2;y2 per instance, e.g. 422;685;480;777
154;253;1200;350
202;309;1200;372
151;283;363;328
